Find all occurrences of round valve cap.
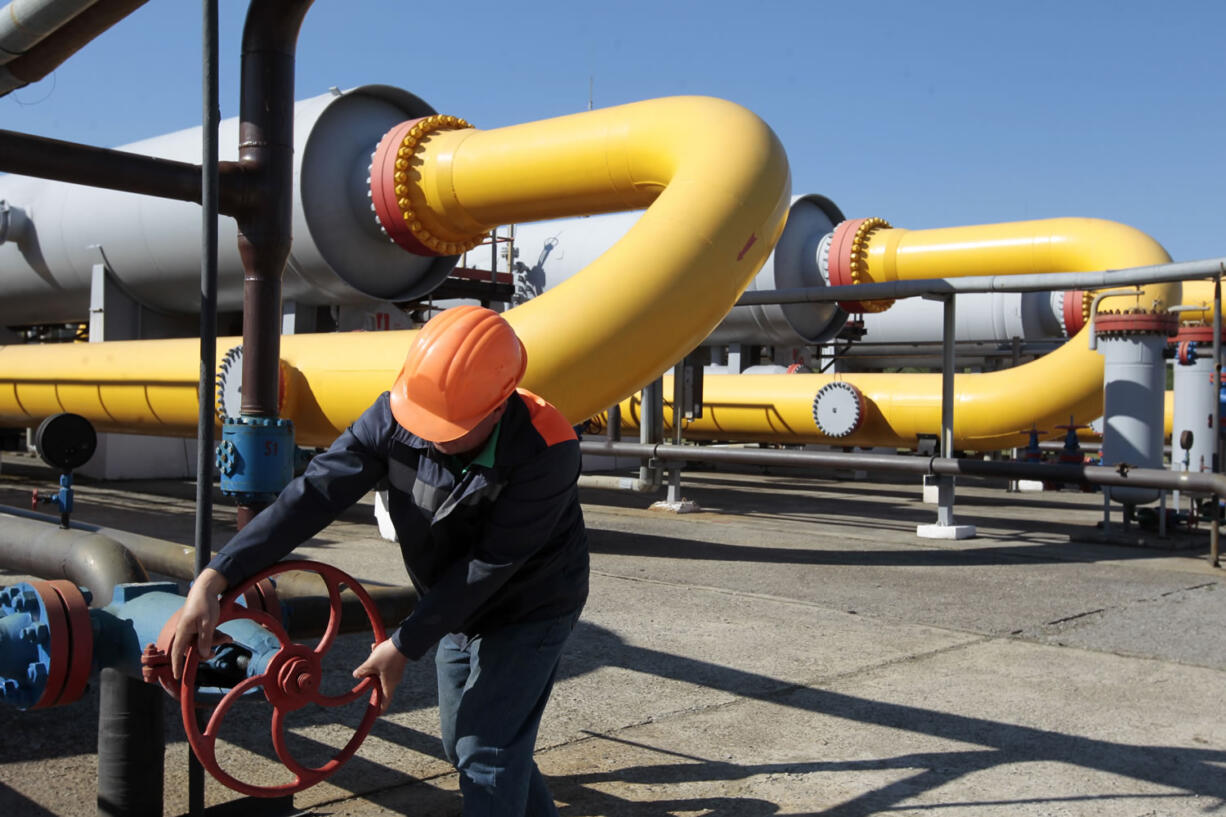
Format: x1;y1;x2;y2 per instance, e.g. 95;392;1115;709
812;381;865;438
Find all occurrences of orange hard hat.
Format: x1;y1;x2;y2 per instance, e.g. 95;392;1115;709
389;306;527;442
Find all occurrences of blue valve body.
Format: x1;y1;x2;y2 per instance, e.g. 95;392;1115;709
216;416;295;503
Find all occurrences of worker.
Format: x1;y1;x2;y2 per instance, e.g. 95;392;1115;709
170;305;589;816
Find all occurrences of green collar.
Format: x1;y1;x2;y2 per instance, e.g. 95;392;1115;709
469;420;501;469
444;420;501;475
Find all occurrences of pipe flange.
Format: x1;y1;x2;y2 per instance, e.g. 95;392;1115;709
1171;325;1226;345
827;217;893;314
1059;290;1088;337
0;580;92;710
369;114;480;258
812;381;865;438
1094;310;1179;339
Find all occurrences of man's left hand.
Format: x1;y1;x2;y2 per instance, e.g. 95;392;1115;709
353;639;408;714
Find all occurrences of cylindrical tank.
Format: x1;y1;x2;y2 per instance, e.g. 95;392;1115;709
494;202;1084;366
1096;311;1178;505
1171;326;1223;482
0;84;456;324
841;290;1072;370
490;194;849;347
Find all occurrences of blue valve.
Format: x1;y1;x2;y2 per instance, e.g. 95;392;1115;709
216;415;295;504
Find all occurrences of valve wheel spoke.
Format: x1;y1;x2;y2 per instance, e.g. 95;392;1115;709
201;672;269;739
314;675;378;708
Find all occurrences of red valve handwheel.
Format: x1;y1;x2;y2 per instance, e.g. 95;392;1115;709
180;560;387;798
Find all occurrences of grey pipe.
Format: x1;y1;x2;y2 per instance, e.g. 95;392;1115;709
580;439;1226;507
0;0;147;96
0;505;418;631
0;0;98;65
0;513;147;604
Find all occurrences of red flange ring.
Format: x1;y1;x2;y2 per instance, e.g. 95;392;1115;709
26;580;70;709
1173;325;1226;345
1094;311;1179;337
1062;290;1086;336
46;580;92;707
827;218;892;313
826;219;864;290
371;118;438;256
180;560;387;798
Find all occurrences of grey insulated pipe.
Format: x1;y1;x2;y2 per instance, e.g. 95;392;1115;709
0;513;148;604
0;0;99;65
0;503;421;634
0;0;147;96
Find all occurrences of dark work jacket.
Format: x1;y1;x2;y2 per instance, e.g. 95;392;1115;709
208;388;589;660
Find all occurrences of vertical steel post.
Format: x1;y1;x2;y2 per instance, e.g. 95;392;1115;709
640;379;663;489
666;361;684;503
1212;273;1222;567
607;403;621;442
189;2;220;814
937;294;956;526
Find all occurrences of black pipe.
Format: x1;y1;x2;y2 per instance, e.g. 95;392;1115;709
97;668;163;817
190;1;222;811
0;128;250;215
233;0;313;528
0;129;199;200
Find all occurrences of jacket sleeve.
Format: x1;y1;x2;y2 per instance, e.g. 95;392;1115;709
390;437;580;659
207;393;395;587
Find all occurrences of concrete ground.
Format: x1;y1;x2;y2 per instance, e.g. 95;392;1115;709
1;451;1224;816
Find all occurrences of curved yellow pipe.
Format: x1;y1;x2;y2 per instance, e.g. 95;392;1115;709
602;218;1177;450
0;97;790;447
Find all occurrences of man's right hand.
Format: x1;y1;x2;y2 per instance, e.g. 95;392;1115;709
170;567;229;680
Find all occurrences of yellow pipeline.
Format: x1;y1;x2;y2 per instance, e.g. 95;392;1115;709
0;97;790;446
601;218;1178;450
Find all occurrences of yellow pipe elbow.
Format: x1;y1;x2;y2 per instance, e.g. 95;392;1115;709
0;97;790;447
411;96;792;426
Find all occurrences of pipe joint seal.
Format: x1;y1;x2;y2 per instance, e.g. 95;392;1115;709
827;217;894;314
370;114;482;257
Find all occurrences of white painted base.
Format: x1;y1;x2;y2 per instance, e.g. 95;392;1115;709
373;489;398;542
916;523;977;540
76;433;197;480
649;499;700;514
1014;479;1045;492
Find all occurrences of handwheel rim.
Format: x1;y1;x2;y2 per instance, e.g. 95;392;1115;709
179;560;387;798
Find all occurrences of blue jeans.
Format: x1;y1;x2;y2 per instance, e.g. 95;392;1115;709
435;609;581;816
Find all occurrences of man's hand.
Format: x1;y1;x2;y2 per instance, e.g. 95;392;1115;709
170;567;229;680
353;639;408;714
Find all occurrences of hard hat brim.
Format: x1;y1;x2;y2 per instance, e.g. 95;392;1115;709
389;369;492;443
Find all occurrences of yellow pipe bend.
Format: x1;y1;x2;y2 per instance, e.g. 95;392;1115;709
0;97;791;447
609;218;1177;450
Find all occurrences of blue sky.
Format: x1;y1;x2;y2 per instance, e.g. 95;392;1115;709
4;0;1223;262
